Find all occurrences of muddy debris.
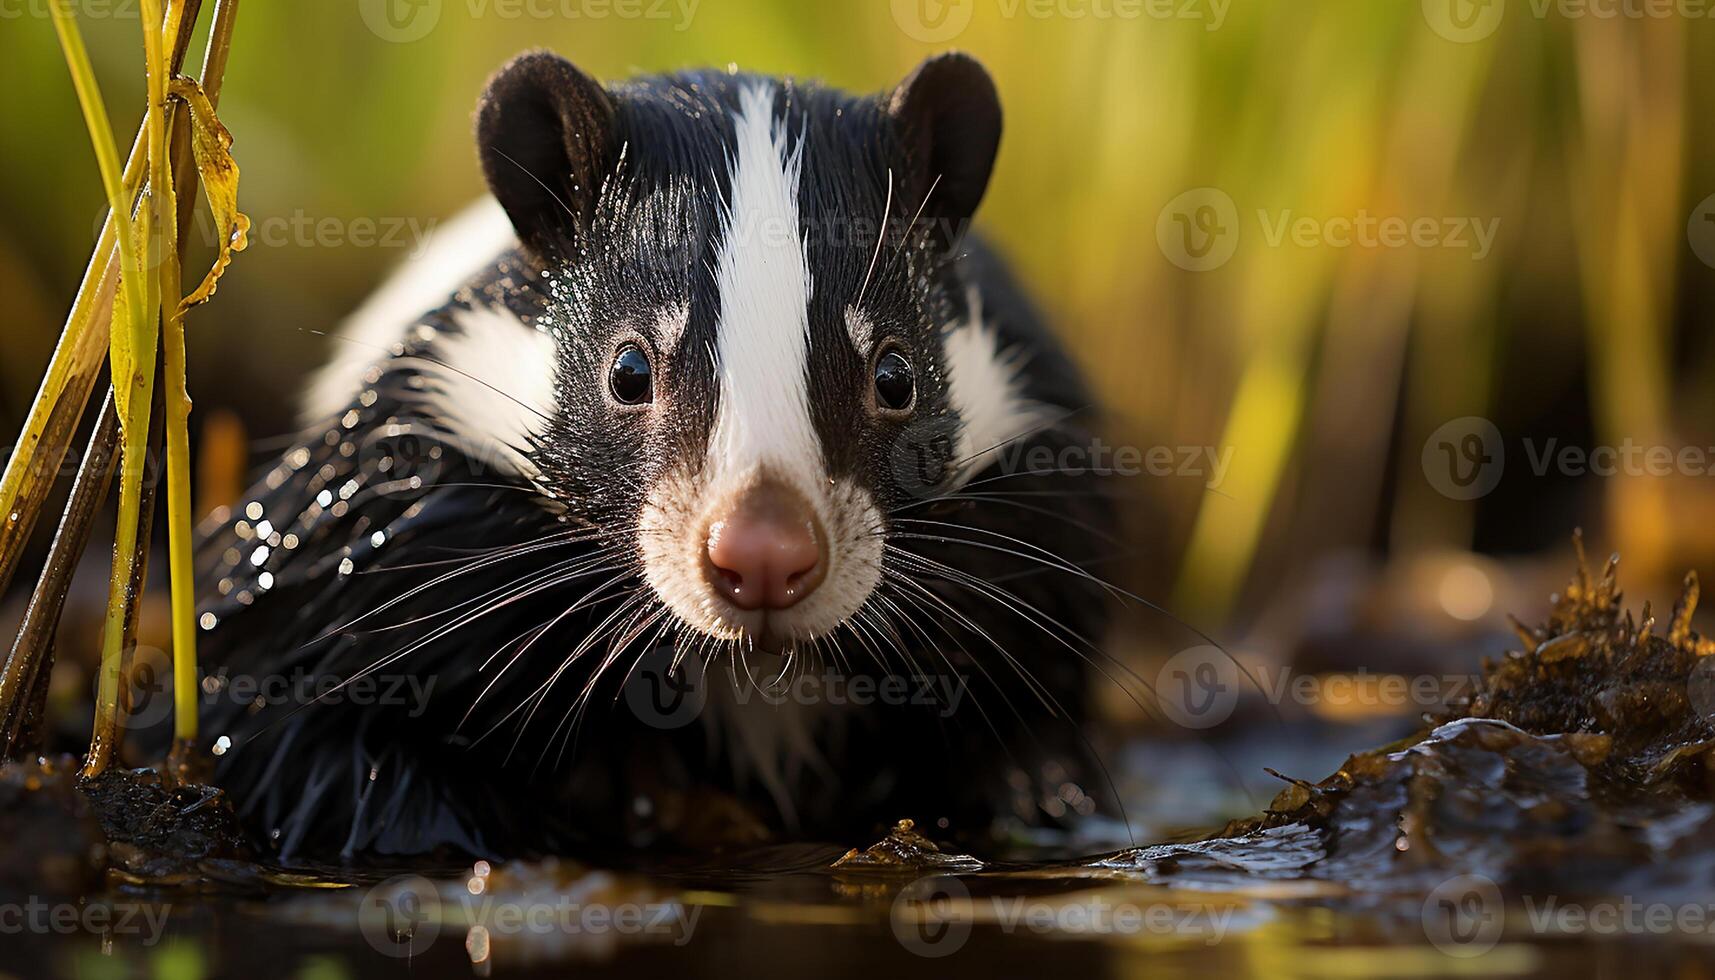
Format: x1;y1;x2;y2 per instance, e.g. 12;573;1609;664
0;754;249;890
80;765;251;882
833;819;985;872
1118;543;1715;896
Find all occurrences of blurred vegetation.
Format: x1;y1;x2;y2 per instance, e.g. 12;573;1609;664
3;0;1715;631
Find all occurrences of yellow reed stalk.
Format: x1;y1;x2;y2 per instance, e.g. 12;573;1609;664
50;0;166;777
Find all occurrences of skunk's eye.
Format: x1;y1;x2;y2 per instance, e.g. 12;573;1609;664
609;344;653;405
873;347;915;413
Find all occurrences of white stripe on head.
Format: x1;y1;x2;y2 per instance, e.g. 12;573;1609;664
945;288;1048;486
412;305;559;482
637;82;883;648
303;197;517;425
706;83;818;491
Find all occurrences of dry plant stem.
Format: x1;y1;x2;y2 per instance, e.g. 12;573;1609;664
86;383;168;771
85;380;167;775
0;396;122;757
0;1;203;601
0;301;107;599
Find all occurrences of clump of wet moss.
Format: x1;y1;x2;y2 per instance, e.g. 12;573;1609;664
1150;542;1715;889
80;766;250;882
1464;538;1715;786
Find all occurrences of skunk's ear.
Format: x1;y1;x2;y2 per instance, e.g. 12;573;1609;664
476;51;615;259
888;53;1003;252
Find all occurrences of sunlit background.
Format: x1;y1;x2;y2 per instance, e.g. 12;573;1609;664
4;0;1715;810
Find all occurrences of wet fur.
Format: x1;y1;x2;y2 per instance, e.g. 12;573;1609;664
196;57;1116;861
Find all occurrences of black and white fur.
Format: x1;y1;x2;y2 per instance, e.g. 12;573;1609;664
197;52;1116;861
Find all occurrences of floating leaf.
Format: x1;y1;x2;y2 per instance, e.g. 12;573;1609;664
170;75;250;312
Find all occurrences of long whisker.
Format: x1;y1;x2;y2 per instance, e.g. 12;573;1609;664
888;528;1270;714
854;167;893;310
459;568;641;730
309;525;627;642
306;328;555;424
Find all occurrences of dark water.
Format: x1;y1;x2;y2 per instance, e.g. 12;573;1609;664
5;838;1709;979
10;556;1715;979
10;717;1715;980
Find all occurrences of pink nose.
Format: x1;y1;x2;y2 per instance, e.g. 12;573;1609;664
705;481;827;611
